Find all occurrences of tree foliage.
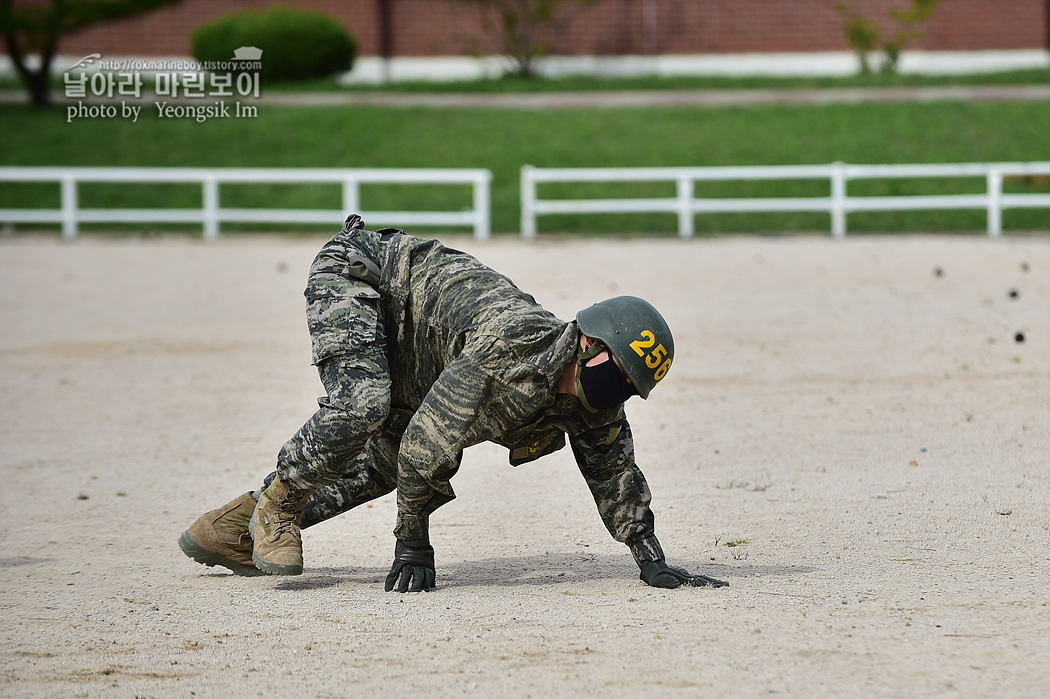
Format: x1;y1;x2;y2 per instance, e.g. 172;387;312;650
836;0;944;75
190;7;356;83
1;0;183;106
452;0;598;78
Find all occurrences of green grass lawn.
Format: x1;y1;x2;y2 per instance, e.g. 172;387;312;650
2;97;1049;235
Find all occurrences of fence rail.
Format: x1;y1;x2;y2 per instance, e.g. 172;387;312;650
520;162;1050;238
4;164;1049;240
0;167;493;240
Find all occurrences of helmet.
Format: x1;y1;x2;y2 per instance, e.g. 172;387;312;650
576;296;674;399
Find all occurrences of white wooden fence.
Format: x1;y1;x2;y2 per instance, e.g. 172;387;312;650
520;162;1050;238
0;167;493;240
3;163;1048;240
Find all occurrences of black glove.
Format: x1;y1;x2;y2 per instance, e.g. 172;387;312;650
384;539;436;593
640;560;728;589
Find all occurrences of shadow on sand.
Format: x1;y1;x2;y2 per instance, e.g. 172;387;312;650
241;553;820;592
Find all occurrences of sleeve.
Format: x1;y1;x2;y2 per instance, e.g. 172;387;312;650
569;417;666;568
392;339;546;542
393;351;492;542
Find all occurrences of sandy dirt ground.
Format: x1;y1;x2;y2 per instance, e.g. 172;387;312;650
1;232;1047;698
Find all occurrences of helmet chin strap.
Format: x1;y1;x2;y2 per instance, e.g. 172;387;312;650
574;341;607;413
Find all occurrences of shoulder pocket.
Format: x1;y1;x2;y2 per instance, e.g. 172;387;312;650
508;426;566;467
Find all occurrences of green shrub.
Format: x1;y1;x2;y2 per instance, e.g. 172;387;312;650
190;7;356;82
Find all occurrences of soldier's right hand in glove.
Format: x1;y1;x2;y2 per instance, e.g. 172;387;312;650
640;560;728;589
384;539;436;593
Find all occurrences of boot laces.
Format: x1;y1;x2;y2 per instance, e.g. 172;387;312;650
270;510;301;540
269;486;307;541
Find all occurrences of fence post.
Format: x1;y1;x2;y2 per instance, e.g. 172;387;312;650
986;169;1003;238
831;162;847;238
473;171;491;241
61;173;77;240
342;177;360;215
520;166;537;240
676;175;694;238
202;175;219;240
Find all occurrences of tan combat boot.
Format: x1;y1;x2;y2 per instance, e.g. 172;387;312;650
178;492;262;576
249;477;313;575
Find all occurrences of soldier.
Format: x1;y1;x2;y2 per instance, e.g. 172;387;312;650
179;215;727;592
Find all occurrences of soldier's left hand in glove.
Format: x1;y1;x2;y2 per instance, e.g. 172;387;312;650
640;560;728;589
384;539;436;593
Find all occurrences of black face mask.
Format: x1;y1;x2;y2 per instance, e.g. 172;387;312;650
577;352;637;412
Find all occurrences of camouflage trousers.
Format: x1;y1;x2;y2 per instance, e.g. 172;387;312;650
266;224;401;527
263;406;411;529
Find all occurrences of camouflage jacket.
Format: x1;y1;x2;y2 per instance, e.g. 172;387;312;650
320;221;664;565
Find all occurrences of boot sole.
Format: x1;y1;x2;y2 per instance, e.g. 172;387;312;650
251;552;304;576
178;529;264;577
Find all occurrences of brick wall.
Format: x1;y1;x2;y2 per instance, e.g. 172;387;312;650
32;0;1050;59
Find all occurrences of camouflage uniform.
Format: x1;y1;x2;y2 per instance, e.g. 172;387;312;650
272;215;665;567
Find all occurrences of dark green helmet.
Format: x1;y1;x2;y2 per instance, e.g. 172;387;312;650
576;296;674;399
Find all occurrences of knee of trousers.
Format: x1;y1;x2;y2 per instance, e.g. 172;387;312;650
315;354;392;444
314;392;391;445
276;397;390;487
